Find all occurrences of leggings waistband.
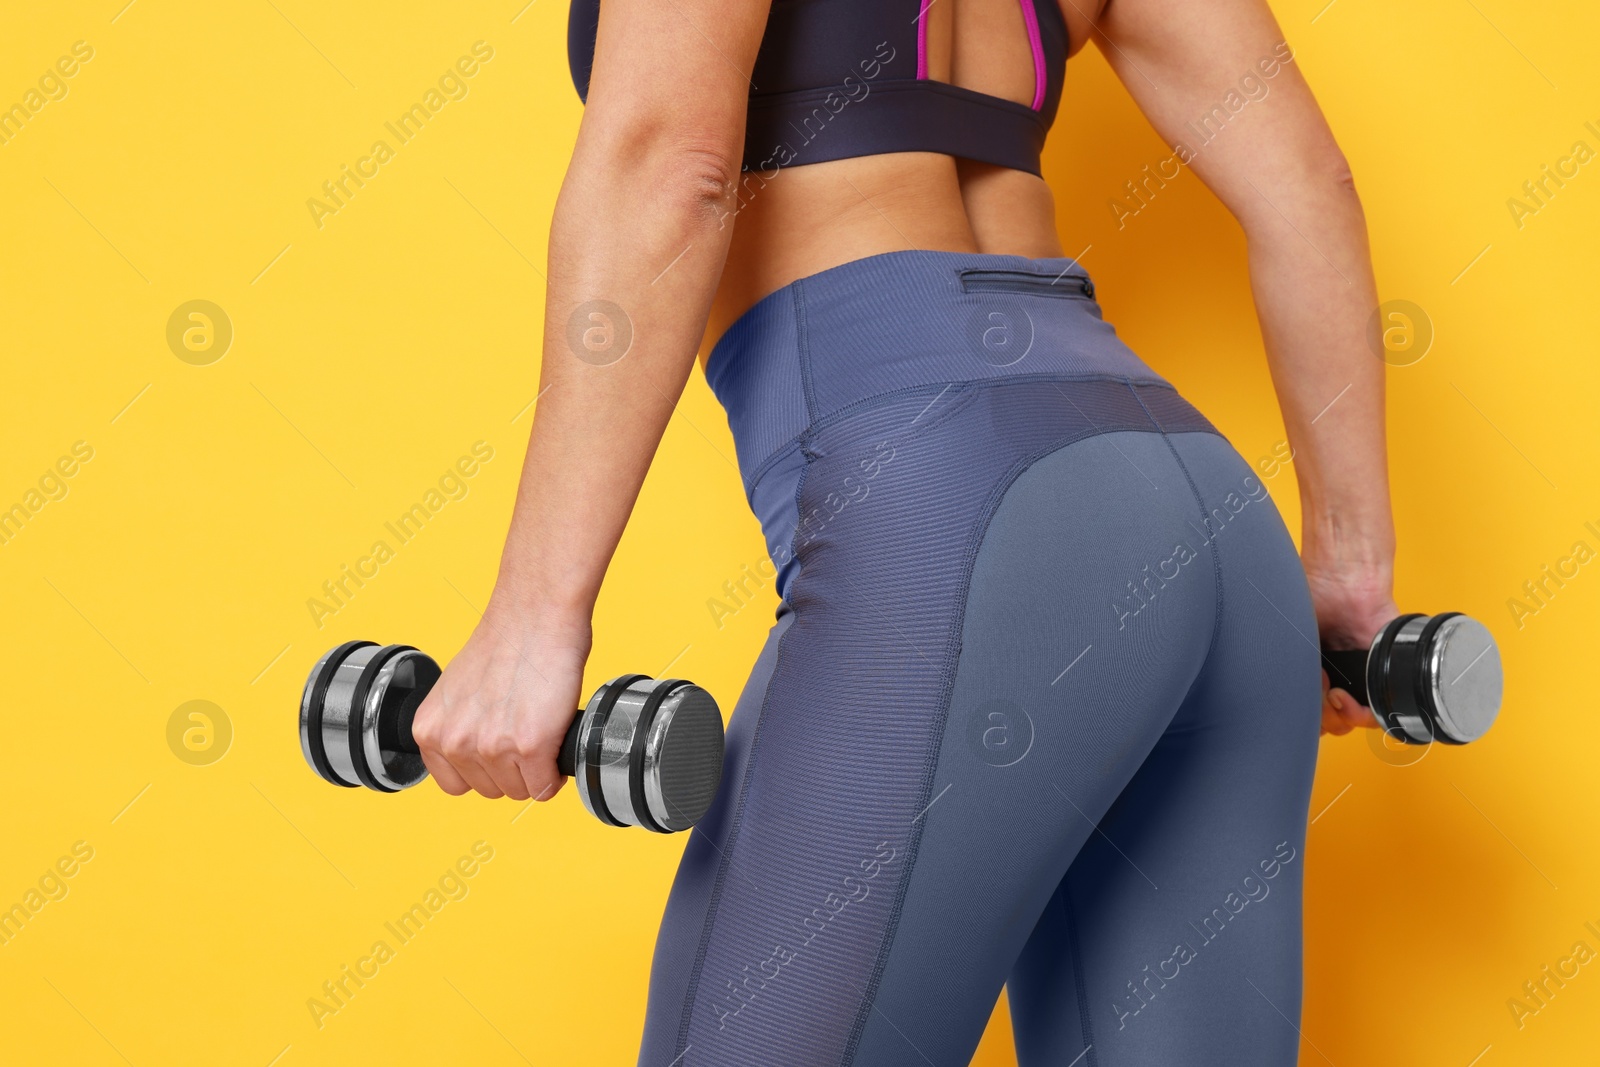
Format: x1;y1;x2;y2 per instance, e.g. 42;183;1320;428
705;250;1173;488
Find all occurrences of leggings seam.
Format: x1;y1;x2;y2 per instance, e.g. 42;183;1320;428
840;421;1168;1065
794;280;818;424
1126;381;1225;667
740;375;1184;494
807;383;981;482
783;437;816;590
813;373;1176;431
1063;884;1099;1067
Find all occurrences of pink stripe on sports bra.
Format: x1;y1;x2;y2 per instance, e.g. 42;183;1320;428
1017;0;1047;110
916;0;931;80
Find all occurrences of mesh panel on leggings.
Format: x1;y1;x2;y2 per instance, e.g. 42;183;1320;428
671;377;1216;1064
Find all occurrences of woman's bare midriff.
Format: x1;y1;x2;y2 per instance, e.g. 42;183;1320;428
702;0;1099;355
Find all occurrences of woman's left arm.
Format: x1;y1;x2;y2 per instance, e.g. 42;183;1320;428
410;0;770;800
1092;0;1396;735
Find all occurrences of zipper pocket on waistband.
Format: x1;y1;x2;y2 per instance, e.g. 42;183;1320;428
958;268;1095;301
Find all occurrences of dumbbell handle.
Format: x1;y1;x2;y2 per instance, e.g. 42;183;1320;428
1322;647;1371;706
384;686;586;777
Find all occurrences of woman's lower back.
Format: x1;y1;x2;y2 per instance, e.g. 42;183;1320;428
708;153;1071;349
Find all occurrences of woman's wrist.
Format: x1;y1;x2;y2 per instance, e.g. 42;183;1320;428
1299;506;1398;647
482;580;595;652
1300;543;1392;584
1300;507;1394;572
1300;531;1398;650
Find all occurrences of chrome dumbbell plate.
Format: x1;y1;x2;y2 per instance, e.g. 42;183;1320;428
299;642;436;792
1368;613;1502;745
573;675;725;833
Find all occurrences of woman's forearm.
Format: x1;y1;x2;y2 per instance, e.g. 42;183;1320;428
408;0;767;798
490;135;740;635
1243;176;1396;586
1088;0;1397;618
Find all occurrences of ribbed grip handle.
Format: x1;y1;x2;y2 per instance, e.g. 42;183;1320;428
557;716;583;778
385;687;427;754
1322;648;1370;707
382;684;585;777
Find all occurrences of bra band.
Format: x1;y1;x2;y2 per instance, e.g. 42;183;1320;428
568;0;1068;177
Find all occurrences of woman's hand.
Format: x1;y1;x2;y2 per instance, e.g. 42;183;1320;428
410;602;592;800
1304;558;1397;736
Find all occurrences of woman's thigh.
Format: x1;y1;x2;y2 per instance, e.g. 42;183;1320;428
639;410;1246;1066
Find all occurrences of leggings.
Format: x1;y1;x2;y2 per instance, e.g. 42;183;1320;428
639;251;1322;1066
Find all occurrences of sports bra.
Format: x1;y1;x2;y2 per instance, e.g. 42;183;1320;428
567;0;1069;177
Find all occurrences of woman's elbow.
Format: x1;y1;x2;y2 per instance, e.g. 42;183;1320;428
575;112;743;218
1322;147;1361;203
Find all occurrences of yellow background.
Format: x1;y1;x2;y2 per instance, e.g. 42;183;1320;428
1;0;1595;1063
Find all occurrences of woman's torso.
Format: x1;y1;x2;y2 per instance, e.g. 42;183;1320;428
703;0;1105;350
567;0;1108;351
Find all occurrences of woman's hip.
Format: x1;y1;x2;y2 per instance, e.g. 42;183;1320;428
702;247;1239;600
705;249;1174;485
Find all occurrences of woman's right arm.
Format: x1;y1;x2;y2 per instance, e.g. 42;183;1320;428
411;0;770;800
1094;0;1397;733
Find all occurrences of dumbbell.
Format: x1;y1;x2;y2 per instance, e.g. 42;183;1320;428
298;641;725;833
1321;613;1502;745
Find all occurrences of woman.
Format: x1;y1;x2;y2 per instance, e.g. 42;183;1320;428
413;0;1395;1060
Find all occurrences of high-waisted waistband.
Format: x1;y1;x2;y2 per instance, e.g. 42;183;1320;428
703;250;1220;602
705;249;1172;487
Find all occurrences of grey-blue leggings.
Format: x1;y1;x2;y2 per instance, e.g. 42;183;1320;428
638;251;1322;1066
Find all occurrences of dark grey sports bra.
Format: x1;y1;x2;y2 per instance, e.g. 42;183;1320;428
568;0;1069;176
